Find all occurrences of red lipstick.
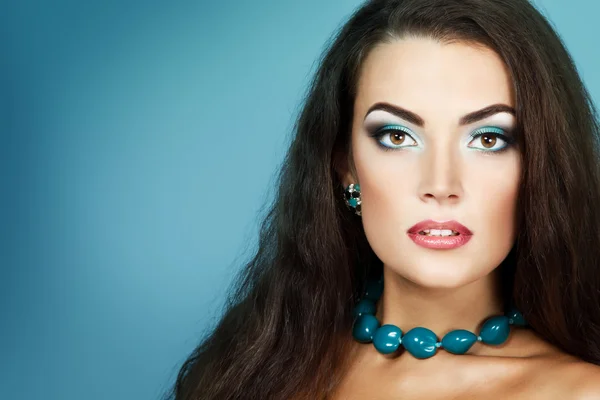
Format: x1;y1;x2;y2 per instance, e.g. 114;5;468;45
407;219;473;249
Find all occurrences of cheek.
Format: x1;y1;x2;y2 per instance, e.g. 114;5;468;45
471;157;520;246
361;175;411;227
362;177;412;265
355;151;417;257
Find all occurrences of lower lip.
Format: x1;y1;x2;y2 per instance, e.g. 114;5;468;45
407;233;472;249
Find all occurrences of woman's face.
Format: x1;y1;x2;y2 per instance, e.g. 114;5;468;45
344;37;521;289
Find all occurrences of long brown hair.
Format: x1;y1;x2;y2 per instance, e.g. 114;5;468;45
164;0;600;398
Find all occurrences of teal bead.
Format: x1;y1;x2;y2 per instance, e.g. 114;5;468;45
402;327;438;359
506;308;526;327
479;315;510;345
373;324;403;355
348;198;358;207
364;280;383;301
441;329;478;354
354;183;360;191
353;299;376;318
352;314;380;343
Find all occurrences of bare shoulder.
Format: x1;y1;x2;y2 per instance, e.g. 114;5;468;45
559;358;600;399
506;329;600;399
527;342;600;399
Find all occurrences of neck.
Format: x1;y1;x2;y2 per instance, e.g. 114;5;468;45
375;266;505;338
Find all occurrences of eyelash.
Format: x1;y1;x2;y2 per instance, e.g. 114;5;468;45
369;125;516;154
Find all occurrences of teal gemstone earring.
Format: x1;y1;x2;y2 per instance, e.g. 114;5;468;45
344;183;361;216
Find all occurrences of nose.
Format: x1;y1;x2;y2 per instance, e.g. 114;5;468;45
417;144;463;204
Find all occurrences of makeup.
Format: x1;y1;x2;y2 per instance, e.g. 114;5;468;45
407;232;472;249
407;219;473;249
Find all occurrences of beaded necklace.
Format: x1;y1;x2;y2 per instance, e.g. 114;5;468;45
352;276;527;359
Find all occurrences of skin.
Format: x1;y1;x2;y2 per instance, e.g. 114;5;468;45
334;36;600;399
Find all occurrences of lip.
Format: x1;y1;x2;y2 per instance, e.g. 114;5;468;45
407;219;473;250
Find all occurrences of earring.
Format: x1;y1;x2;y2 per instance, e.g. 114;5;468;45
344;183;362;216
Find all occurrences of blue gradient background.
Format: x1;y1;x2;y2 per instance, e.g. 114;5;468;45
2;1;598;399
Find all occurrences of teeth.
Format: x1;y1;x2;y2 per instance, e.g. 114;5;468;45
418;229;459;236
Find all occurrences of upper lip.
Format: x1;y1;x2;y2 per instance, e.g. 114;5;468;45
407;219;473;235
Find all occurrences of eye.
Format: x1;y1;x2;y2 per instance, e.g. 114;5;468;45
371;125;418;150
468;127;515;153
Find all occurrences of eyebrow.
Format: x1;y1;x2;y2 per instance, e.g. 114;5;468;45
364;102;516;127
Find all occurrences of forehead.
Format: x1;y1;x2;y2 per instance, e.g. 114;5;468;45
355;37;515;119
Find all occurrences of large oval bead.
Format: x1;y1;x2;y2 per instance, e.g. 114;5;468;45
352;314;380;343
353;299;377;318
479;315;510;345
506;308;526;327
373;324;403;355
364;280;383;301
402;327;438;359
441;329;478;355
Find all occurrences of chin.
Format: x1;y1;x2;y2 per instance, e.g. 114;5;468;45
390;261;485;290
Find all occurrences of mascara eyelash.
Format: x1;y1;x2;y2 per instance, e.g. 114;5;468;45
468;127;516;154
368;125;516;153
368;125;417;152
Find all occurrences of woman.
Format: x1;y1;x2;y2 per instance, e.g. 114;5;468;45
166;0;600;398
